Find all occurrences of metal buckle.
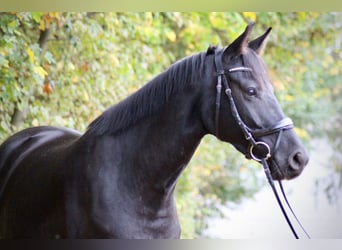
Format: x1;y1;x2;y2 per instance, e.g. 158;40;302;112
249;141;271;162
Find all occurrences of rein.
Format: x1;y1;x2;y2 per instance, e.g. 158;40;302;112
214;47;310;239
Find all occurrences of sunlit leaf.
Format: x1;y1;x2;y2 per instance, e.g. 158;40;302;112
166;30;176;42
243;12;257;22
26;47;35;64
31;12;43;23
33;66;48;77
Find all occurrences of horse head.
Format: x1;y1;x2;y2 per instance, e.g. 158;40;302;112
201;23;309;180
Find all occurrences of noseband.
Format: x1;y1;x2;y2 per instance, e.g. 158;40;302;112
213;47;310;239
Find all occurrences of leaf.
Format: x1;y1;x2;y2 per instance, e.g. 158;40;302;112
33;66;48;78
209;13;226;29
294;127;309;140
42;82;53;94
39;19;45;31
31;12;43;23
26;47;35;64
166;30;176;42
8;20;17;29
44;51;55;64
243;12;257;22
284;94;294;102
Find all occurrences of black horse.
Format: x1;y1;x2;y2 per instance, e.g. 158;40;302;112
0;23;308;238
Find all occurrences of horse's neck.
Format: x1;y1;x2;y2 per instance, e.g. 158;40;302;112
84;92;205;210
120;98;204;200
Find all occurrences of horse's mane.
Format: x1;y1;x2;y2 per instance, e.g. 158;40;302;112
84;52;207;136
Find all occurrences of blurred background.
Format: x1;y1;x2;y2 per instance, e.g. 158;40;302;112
0;12;341;238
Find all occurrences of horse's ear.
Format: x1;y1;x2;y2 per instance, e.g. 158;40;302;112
224;22;255;56
249;27;272;54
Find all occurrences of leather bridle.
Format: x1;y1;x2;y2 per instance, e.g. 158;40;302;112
214;47;310;239
214;47;294;161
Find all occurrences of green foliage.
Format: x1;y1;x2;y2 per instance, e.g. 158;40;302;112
0;12;341;238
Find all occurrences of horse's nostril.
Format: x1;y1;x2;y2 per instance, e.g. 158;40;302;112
289;151;306;171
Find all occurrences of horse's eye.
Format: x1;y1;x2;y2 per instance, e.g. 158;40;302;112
247;87;257;96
